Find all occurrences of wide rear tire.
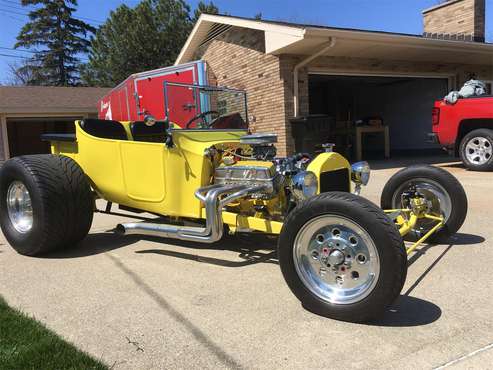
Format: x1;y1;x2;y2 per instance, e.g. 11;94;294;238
0;155;94;256
278;192;407;323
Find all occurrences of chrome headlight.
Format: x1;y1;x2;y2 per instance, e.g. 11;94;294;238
351;161;371;186
291;171;318;201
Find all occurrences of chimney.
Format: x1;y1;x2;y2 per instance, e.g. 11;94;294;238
423;0;486;42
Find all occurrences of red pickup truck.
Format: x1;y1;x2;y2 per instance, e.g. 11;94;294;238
430;96;493;171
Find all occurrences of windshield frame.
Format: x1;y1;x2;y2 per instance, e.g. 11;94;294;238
163;82;249;130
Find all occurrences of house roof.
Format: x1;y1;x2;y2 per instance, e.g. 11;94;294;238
0;86;110;115
176;14;493;66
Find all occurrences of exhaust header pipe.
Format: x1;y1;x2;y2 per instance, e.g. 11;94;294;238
117;184;267;243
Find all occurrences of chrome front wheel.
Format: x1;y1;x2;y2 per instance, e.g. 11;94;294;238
390;178;452;237
293;215;380;305
279;192;407;323
381;165;467;242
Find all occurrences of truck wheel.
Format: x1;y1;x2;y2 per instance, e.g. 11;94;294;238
278;192;407;323
459;129;493;171
381;165;467;243
0;155;94;256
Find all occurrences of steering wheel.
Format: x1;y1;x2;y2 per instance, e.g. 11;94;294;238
185;110;220;129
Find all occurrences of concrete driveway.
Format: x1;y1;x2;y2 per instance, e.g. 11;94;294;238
0;156;491;369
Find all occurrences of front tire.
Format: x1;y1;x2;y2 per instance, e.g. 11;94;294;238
0;155;94;256
381;165;467;242
459;129;493;171
278;192;407;323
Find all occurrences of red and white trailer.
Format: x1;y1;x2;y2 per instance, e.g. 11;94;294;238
98;61;208;125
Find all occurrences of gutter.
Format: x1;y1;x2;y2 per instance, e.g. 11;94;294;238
293;37;336;117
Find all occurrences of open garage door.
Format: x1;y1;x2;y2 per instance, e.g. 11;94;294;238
7;117;79;157
308;74;449;157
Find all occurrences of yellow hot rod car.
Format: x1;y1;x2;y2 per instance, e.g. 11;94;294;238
0;84;467;323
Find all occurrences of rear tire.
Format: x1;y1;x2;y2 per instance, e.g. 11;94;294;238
459;129;493;171
279;192;407;323
0;155;94;256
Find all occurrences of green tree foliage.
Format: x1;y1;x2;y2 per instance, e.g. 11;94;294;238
15;0;95;86
82;0;220;87
192;1;219;22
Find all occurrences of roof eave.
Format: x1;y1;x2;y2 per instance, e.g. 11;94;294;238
304;27;493;53
175;14;305;64
0;107;98;115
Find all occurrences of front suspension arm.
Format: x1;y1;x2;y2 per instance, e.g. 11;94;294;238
385;209;444;255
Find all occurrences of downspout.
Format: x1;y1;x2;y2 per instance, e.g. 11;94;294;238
293;37;336;117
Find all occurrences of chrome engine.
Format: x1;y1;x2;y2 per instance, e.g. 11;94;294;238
212;133;315;201
214;164;282;197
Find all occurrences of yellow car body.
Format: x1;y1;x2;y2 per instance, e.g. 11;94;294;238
50;120;352;234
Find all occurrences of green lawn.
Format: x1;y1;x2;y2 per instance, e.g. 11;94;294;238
0;296;107;370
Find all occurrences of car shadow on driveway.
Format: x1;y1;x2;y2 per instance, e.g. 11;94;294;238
407;232;485;268
41;232;141;258
40;231;280;267
372;296;442;327
135;233;279;268
367;232;485;327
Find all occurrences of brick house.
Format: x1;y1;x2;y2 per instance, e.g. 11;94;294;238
176;0;493;157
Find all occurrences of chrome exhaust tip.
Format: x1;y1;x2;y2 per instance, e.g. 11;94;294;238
115;224;126;235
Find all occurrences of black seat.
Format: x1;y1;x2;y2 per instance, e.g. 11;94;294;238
130;121;167;142
79;119;128;140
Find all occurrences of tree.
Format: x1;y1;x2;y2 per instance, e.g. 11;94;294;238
192;1;219;22
7;60;37;85
14;0;95;86
82;0;220;87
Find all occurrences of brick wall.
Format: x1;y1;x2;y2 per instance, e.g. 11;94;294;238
423;0;486;42
195;27;291;156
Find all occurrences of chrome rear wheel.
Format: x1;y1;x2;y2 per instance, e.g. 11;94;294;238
0;155;93;256
6;181;33;233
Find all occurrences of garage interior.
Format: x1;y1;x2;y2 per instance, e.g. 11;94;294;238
6;117;78;157
296;74;449;159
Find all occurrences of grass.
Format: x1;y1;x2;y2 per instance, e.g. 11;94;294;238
0;296;107;370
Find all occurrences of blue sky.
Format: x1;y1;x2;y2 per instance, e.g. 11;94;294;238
0;0;491;83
